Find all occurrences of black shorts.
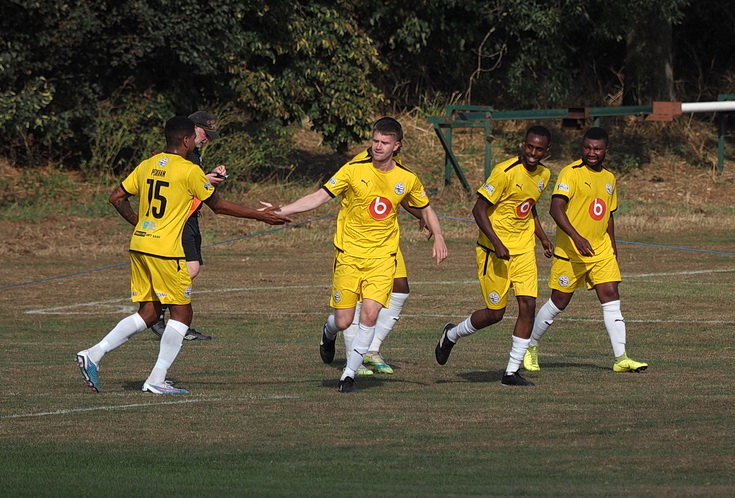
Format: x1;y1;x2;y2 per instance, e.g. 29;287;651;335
182;216;203;264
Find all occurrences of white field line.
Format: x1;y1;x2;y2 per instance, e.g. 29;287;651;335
0;394;298;420
23;268;735;322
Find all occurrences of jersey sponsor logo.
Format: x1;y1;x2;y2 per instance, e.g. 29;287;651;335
130;291;138;297
482;182;495;195
328;177;337;187
157;157;169;168
557;183;570;192
394;182;405;195
156;292;168;297
558;275;570;287
333;290;342;303
141;220;157;231
516;198;535;218
488;291;501;305
204;181;213;190
588;198;607;221
606;183;613;195
133;230;147;237
369;196;392;220
538;180;545;192
151;169;166;178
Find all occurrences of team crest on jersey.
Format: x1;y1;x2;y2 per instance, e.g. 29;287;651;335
204;181;213;190
606;183;613;195
557;183;570;192
333;290;342;303
482;182;495;195
558;275;570;287
488;291;501;305
184;286;192;298
394;182;405;195
328;177;337;187
538;180;545;192
158;157;169;168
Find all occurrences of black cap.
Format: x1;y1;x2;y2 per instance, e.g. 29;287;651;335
188;111;221;140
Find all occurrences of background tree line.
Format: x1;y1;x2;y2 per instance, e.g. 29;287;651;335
1;0;733;178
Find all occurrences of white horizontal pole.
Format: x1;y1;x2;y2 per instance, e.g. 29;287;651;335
681;101;735;113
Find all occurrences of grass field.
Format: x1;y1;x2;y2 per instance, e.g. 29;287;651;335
1;212;734;496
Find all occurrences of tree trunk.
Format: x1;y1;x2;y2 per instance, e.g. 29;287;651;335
623;15;675;105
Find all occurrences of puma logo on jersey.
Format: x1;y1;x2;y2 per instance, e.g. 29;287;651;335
361;179;370;187
516;183;522;189
584;181;591;188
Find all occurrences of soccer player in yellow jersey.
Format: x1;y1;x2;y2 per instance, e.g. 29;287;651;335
276;117;448;393
435;126;554;386
75;116;290;394
525;127;648;373
333;150;444;377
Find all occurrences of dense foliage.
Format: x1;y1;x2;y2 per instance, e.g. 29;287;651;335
1;0;733;175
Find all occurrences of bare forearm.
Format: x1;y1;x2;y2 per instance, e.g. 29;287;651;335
208;197;267;221
278;189;331;216
421;205;444;239
109;185;137;226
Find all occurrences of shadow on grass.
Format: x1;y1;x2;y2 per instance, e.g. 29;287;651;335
539;361;609;371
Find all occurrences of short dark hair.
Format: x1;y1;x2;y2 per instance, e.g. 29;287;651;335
373;117;403;142
526;125;551;142
165;116;195;146
583;127;609;145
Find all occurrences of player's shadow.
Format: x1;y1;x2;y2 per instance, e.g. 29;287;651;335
457;370;504;383
535;361;609;371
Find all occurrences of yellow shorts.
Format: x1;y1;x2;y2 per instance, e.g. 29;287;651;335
548;254;621;292
330;251;396;309
476;246;538;310
129;251;193;305
395;247;407;279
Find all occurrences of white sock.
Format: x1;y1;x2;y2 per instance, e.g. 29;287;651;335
87;313;147;364
530;299;562;347
342;323;375;380
369;292;408;353
323;313;339;341
602;300;626;358
505;336;531;374
145;319;188;386
342;302;361;352
449;316;477;342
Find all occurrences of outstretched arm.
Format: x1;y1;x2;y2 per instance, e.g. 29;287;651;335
109;185;138;226
276;188;332;216
203;192;291;225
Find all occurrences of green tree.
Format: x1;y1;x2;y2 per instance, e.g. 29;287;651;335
0;0;385;166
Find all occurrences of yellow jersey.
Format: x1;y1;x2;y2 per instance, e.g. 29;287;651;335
552;160;617;262
121;153;214;258
476;157;551;255
325;150;429;258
